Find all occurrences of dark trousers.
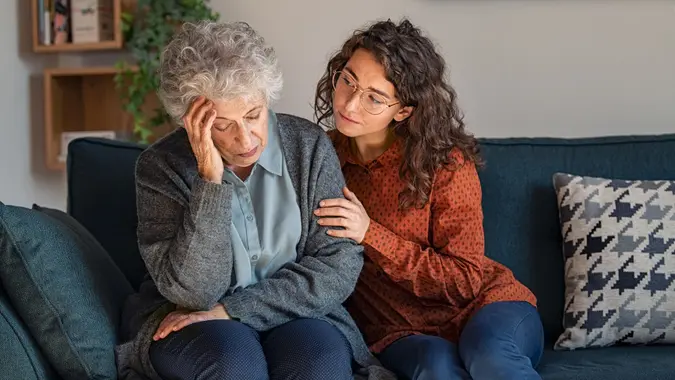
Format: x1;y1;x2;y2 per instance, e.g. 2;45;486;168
149;318;353;380
379;301;545;380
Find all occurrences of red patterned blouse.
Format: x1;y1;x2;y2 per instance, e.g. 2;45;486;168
330;132;537;353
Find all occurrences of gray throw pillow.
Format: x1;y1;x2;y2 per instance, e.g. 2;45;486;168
552;173;675;350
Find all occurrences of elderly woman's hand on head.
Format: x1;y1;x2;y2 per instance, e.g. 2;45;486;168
183;95;224;184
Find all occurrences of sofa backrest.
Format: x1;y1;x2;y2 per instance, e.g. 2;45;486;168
67;138;147;290
67;133;675;342
477;133;675;342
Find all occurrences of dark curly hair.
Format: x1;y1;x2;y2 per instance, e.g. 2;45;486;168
314;19;481;209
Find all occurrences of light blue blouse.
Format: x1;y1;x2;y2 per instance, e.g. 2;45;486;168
222;110;302;291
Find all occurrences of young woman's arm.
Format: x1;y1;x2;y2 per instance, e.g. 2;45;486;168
363;159;484;307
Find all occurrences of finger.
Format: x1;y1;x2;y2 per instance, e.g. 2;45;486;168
326;229;352;239
154;314;188;340
159;315;189;339
172;313;206;332
343;187;362;205
183;96;206;131
201;109;217;141
155;312;180;336
154;315;180;340
318;198;359;211
192;101;213;136
318;217;350;228
314;206;353;218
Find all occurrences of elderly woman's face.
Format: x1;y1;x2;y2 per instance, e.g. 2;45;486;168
210;98;269;168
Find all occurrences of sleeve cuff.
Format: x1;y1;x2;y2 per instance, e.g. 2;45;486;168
190;175;233;219
219;292;250;324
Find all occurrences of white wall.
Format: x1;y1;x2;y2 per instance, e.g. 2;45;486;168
2;1;674;210
1;1;64;210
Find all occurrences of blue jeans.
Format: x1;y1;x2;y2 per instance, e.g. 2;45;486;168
379;301;544;380
149;318;353;380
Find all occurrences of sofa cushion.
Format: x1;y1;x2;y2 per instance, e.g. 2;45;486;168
538;345;675;380
552;173;675;350
477;133;675;342
0;203;134;380
67;137;148;290
0;284;58;380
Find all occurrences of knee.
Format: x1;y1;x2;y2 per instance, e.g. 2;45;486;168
266;319;352;380
459;302;543;364
300;337;352;380
411;338;458;378
150;320;267;380
380;335;461;380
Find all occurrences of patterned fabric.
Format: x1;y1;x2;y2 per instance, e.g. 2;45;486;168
553;172;675;350
149;318;353;380
330;131;537;353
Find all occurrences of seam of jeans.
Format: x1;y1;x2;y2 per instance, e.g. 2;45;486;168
511;304;544;366
510;304;535;349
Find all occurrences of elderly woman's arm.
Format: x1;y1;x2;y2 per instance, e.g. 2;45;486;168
135;149;233;311
219;137;363;330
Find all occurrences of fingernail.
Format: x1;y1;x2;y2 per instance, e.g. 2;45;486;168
319;201;325;206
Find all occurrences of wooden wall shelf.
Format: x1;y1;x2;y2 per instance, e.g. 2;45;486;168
31;0;124;53
43;66;170;171
36;0;171;171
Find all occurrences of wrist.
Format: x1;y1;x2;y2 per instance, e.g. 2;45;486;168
213;303;230;318
199;168;222;184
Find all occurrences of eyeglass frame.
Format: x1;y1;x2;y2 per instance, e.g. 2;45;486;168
331;70;401;115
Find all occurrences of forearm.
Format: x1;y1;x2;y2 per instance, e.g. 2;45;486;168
139;175;234;310
363;220;482;304
220;240;363;330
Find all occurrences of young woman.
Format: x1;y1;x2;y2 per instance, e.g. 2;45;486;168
314;19;544;380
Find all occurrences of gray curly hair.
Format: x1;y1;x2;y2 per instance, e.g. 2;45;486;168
158;20;283;125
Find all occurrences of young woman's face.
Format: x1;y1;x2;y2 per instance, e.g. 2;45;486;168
332;48;411;139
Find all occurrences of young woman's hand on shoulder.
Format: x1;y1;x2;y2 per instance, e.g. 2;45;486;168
315;187;370;243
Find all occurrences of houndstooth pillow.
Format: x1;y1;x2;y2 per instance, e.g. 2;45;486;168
552;173;675;350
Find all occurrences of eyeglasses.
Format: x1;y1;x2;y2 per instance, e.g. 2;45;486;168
332;70;400;115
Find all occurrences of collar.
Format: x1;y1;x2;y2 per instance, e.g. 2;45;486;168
256;110;283;176
332;130;402;170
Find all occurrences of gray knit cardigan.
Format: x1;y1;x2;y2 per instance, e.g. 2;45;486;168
114;113;395;380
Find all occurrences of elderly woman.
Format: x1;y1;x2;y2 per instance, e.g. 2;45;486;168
114;21;393;380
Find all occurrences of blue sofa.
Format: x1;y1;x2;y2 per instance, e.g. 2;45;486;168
1;131;675;379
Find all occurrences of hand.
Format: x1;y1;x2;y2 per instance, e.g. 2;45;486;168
182;96;224;184
314;187;370;243
153;303;230;341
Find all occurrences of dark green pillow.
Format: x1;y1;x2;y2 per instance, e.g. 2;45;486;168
0;203;134;380
0;284;58;379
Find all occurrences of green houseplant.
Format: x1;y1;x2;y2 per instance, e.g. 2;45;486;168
114;0;219;143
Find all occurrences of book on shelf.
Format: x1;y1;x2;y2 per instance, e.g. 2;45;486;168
37;0;115;46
